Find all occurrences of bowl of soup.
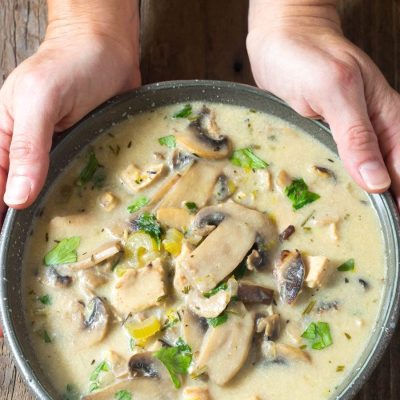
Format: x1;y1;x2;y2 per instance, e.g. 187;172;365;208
1;80;399;400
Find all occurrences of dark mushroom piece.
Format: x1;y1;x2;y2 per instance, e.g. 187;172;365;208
129;352;161;378
181;308;208;356
213;174;234;202
312;165;336;181
175;107;232;160
264;314;281;340
44;266;72;288
274;250;305;304
279;225;295;242
170;149;195;171
237;281;274;305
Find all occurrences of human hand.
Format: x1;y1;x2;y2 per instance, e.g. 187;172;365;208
247;0;400;207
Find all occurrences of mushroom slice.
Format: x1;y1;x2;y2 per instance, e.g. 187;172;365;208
129;352;163;378
274;250;305;305
43;266;72;288
181;308;208;357
157;161;223;209
119;163;166;193
176;107;231;160
170;149;195;171
304;255;332;289
262;341;310;364
181;202;276;293
112;259;165;314
237;281;274;305
183;386;210;400
106;350;129;378
275;170;292;192
311;165;336;181
264;314;281;340
213;174;235;202
68;241;122;270
156;207;193;230
196;302;254;385
73;297;109;347
186;277;238;319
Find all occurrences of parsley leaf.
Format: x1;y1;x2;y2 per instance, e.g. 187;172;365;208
133;213;162;247
38;294;52;305
76;152;99;186
302;321;333;350
62;384;80;400
114;390;132;400
230;147;269;170
203;282;228;298
285;178;320;210
154;338;192;388
207;312;228;327
44;237;80;266
89;361;109;393
158;135;176;148
173;104;192;119
337;258;355;272
127;196;150;213
184;201;198;214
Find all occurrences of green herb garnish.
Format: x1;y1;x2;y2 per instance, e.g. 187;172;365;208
301;321;333;350
62;384;80;400
233;260;248;279
173;104;192;119
154;338;192;389
285;178;320;210
114;390;132;400
184;201;198;214
44;237;80;266
38;294;52;305
207;312;228;327
127;196;150;213
203;282;228;298
337;258;355;272
230;147;269;170
42;330;52;343
302;300;316;316
134;213;162;247
89;361;109;392
76;152;99;186
158;135;176;148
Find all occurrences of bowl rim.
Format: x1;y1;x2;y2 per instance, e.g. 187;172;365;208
1;79;399;400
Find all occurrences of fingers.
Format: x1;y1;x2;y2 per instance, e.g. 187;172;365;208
3;78;57;209
315;65;391;193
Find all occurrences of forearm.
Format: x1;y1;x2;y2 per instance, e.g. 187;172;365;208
248;0;341;34
45;0;140;53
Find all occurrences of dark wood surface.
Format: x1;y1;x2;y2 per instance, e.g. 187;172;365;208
1;1;399;399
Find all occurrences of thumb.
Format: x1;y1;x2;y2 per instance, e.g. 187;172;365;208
4;89;56;208
321;86;390;193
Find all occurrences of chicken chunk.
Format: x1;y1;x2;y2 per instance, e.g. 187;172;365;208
304;255;332;289
119;163;166;193
183;386;210;400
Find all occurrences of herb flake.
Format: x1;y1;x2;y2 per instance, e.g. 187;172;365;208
114;390;132;400
173;104;192;119
127;196;150;213
44;237;80;266
302;321;333;350
203;282;228;298
38;294;52;305
230;147;268;170
76;152;99;186
133;213;163;247
337;258;355;272
285;178;320;210
158;135;176;148
207;312;228;327
184;201;198;214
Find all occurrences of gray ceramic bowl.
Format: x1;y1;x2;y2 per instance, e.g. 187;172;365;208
1;80;399;400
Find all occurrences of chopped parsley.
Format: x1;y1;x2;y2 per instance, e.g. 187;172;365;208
62;384;80;400
173;104;192;119
42;330;52;343
76;152;100;186
89;361;109;392
158;135;176;148
285;178;320;210
230;147;269;170
133;212;163;247
38;294;52;305
127;196;150;213
302;300;316;316
114;390;132;400
203;282;228;298
207;312;228;327
337;258;355;272
154;338;192;389
301;321;333;350
44;236;80;266
184;201;198;214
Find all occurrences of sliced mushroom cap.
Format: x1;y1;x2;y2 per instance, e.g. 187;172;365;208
170;149;195;171
73;297;109;347
237;281;274;305
181;202;276;293
264;314;281;340
261;340;310;364
181;308;208;357
119;163;167;193
213;174;235;202
274;250;305;304
195;302;254;385
129;352;162;378
43;266;72;288
311;165;336;181
176;107;231;160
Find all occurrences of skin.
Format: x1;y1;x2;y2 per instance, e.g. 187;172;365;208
0;1;398;335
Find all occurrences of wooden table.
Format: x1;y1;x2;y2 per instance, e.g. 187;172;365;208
1;1;400;399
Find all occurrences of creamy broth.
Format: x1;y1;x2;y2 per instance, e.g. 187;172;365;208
23;103;384;400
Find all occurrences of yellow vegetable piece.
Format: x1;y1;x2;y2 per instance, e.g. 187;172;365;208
162;228;184;257
227;179;237;195
125;232;159;267
125;316;161;346
114;265;128;277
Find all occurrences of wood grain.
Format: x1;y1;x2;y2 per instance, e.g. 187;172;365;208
1;1;400;399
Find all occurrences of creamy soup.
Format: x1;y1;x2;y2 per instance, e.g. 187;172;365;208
23;103;384;400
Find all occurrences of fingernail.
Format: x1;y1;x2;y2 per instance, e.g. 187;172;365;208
359;161;391;191
4;176;31;205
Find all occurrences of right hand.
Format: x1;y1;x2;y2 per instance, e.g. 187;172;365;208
0;24;140;213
